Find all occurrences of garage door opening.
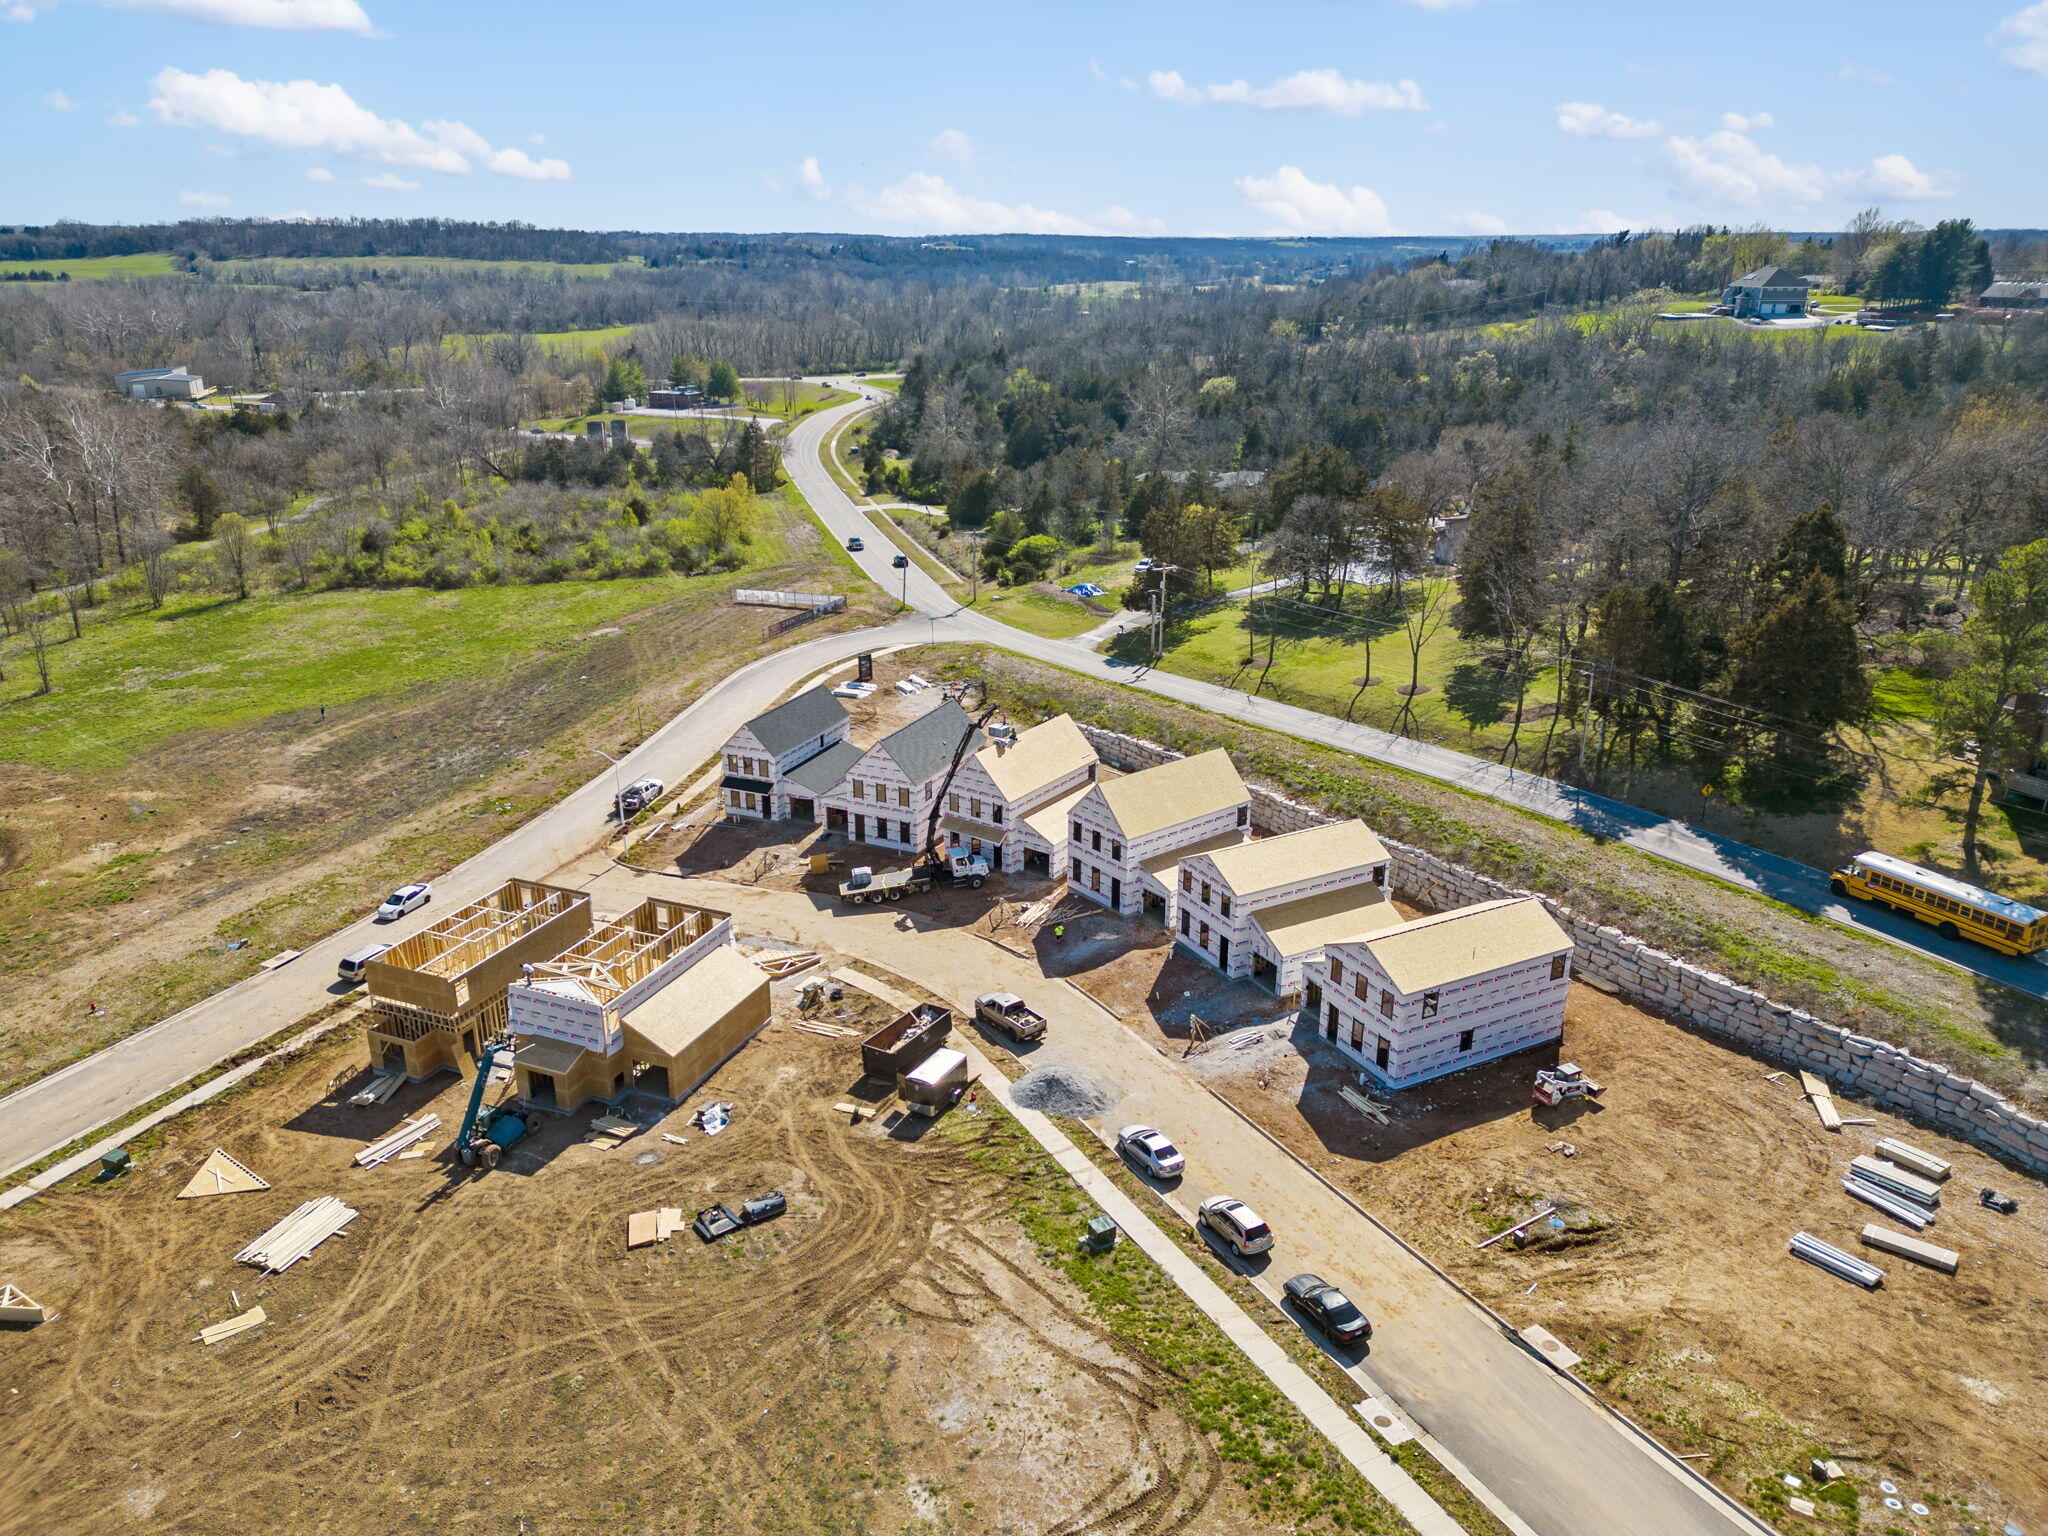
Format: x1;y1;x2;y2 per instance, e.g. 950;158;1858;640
633;1063;672;1099
787;796;814;823
1142;890;1166;921
1025;849;1050;876
1251;953;1278;991
526;1071;557;1108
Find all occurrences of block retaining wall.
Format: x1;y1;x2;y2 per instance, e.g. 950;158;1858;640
1078;725;2048;1179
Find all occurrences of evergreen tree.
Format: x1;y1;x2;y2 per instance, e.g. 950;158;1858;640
707;360;741;402
1723;570;1869;777
1767;505;1850;599
1452;486;1538;641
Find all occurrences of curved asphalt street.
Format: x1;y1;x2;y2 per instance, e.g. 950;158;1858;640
795;379;2048;1004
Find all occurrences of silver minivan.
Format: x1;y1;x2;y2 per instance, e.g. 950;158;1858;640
338;943;390;986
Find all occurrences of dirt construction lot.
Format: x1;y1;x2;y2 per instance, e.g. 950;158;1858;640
0;971;1290;1536
1047;907;2048;1532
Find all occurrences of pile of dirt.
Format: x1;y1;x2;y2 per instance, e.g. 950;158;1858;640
1011;1059;1121;1118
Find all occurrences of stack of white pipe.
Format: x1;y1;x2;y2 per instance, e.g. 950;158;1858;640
1789;1231;1885;1289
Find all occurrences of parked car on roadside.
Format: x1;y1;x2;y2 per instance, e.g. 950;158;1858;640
1197;1195;1273;1257
337;943;391;985
1283;1272;1372;1345
1115;1125;1185;1179
375;883;431;921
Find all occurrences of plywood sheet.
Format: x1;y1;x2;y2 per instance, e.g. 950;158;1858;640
627;1211;659;1249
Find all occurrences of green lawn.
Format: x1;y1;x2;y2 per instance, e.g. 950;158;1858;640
0;252;182;279
736;380;856;420
855;374;903;391
977;586;1110;639
1111;582;1563;755
526;412;745;440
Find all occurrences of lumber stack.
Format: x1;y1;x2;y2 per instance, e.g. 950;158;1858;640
1788;1231;1884;1289
1848;1154;1941;1209
236;1197;358;1273
1843;1178;1932;1230
348;1073;404;1107
1874;1137;1951;1183
197;1305;267;1345
355;1115;440;1168
1798;1070;1843;1132
1858;1224;1960;1274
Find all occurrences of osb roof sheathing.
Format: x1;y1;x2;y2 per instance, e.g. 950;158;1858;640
1096;750;1246;840
1358;897;1570;996
974;714;1096;803
1252;885;1404;958
1201;820;1388;898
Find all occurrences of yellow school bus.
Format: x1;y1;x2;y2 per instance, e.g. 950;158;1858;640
1831;851;2048;956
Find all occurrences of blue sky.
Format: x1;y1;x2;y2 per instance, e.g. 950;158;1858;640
8;0;2046;236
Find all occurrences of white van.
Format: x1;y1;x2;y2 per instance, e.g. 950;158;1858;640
338;944;390;986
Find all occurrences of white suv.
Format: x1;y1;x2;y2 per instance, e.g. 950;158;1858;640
1198;1196;1273;1257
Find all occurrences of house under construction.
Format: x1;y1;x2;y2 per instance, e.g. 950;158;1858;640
363;878;593;1080
505;896;771;1112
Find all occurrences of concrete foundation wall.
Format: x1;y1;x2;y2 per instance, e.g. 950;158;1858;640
1075;725;2048;1178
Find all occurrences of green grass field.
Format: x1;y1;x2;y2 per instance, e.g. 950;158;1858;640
0;493;828;775
445;324;640;361
736;380;856;420
855;374;903;392
0;252;182;279
976;586;1109;638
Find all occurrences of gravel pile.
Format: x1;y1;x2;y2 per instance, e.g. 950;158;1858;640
1011;1061;1119;1118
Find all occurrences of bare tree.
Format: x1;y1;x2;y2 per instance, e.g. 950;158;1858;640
213;512;254;599
1394;580;1452;737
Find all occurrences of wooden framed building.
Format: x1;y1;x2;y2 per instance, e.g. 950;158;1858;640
505;897;770;1112
363;878;593;1080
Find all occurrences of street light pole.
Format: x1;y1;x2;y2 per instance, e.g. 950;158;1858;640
594;746;626;822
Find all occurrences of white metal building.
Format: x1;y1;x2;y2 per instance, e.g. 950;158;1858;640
1066;749;1250;918
717;686;852;821
942;713;1100;875
1172;819;1395;995
1302;897;1572;1089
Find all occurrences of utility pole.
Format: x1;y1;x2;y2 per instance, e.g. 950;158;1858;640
1575;667;1593;779
593;746;627;823
1150;564;1179;664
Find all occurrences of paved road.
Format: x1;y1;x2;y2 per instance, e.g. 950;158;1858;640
790;379;2048;1003
600;868;1766;1536
0;616;934;1180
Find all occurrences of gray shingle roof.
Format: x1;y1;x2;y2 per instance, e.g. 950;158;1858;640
1728;265;1810;291
781;739;863;795
876;701;984;785
745;686;848;758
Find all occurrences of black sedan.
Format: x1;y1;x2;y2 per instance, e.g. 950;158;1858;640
1283;1272;1372;1345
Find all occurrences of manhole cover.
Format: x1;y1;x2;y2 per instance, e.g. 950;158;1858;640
1371;1414;1394;1429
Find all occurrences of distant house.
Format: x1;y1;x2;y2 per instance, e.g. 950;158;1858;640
1067;748;1250;919
1152;469;1268;491
1172;819;1395;996
1431;513;1471;566
1979;281;2048;312
1720;266;1810;319
648;386;707;410
1302;897;1571;1090
718;685;852;822
114;365;209;401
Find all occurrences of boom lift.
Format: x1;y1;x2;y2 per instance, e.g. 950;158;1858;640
456;1043;541;1169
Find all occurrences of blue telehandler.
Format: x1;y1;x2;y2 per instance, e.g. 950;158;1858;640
457;1043;540;1169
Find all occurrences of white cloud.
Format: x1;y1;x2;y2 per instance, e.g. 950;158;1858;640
106;109;140;127
1235;166;1395;235
42;88;77;111
1087;57;1108;82
148;69;569;180
1623;60;1657;79
796;155;828;198
849;171;1121;235
1445;209;1510;235
1720;110;1774;132
527;131;546;145
1561;208;1670;234
1857;153;1956;200
1993;3;2048;76
362;171;419;190
1838;60;1894;84
927;127;972;166
19;0;372;28
178;189;229;207
1148;67;1427;115
304;165;335;181
1399;0;1502;8
1555;101;1661;139
1662;129;1827;206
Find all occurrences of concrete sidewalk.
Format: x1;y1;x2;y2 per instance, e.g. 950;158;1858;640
956;1038;1466;1536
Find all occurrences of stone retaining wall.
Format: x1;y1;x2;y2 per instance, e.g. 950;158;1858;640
1079;726;2048;1178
